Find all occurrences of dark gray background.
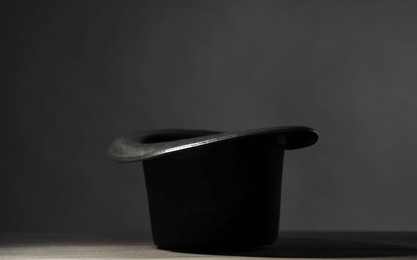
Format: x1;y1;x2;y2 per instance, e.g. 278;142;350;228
2;0;417;237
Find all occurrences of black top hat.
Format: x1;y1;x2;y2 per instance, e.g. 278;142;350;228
108;126;318;162
108;126;318;251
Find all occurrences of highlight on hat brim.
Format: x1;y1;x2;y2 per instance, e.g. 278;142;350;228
108;126;318;163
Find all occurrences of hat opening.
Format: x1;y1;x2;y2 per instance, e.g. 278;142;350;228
140;131;216;144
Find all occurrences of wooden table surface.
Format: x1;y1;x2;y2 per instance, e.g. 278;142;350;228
1;232;417;259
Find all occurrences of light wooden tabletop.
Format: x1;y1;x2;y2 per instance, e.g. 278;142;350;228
1;232;417;259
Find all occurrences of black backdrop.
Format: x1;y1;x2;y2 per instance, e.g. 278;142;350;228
3;0;417;237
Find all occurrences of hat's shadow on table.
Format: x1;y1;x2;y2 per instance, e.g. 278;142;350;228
237;238;417;258
172;232;417;258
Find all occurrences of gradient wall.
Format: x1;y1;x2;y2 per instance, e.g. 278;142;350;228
3;0;417;236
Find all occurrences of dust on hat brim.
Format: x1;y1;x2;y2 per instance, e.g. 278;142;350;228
108;126;318;163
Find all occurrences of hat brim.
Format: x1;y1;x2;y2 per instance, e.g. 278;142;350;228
108;126;318;163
